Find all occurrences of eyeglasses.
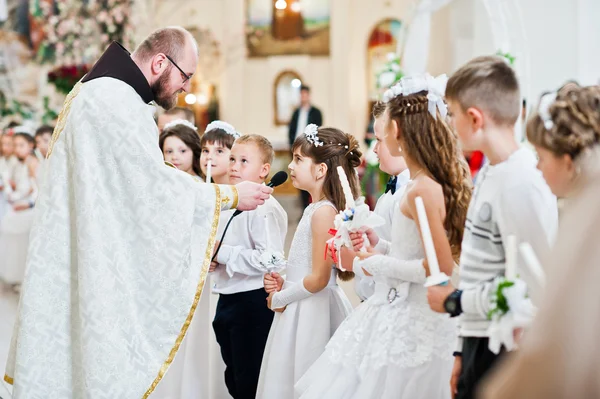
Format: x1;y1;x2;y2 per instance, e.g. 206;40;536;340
165;54;193;84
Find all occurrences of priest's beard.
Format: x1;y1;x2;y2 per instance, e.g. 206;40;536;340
152;68;179;110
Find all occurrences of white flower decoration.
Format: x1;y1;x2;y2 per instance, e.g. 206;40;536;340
304;124;324;147
538;91;557;130
258;251;286;273
205;120;241;139
382;73;449;120
163;119;197;132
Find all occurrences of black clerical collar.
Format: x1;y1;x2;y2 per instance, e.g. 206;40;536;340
82;42;154;104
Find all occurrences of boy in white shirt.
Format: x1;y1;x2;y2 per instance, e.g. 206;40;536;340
426;56;558;399
346;103;410;300
211;134;288;399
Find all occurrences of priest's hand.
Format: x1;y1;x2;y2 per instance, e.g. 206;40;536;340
235;181;273;211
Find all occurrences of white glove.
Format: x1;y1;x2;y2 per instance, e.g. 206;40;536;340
357;255;426;284
271;279;312;309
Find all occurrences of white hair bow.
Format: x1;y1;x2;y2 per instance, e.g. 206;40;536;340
205;120;240;139
382;73;448;120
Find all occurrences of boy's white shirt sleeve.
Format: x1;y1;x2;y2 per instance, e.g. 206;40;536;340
460;180;558;317
216;207;287;277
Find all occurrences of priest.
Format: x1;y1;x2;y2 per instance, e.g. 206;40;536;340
4;27;273;398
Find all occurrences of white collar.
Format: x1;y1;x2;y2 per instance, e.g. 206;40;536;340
396;169;411;189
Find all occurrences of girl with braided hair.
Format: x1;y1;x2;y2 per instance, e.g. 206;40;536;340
296;74;472;399
257;125;360;399
526;82;600;198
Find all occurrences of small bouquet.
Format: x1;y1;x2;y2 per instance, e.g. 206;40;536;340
258;251;286;274
326;167;385;271
486;236;537;354
487;276;536;354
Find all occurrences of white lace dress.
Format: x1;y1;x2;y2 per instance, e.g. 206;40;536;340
296;206;456;399
256;200;353;399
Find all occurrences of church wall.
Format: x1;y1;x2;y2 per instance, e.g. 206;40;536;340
133;0;599;144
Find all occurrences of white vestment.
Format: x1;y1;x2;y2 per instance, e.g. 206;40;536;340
4;77;236;398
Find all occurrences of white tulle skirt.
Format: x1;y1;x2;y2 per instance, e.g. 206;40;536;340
296;285;455;399
256;284;352;399
0;208;35;284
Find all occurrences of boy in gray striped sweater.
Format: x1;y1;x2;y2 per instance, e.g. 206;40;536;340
426;56;558;399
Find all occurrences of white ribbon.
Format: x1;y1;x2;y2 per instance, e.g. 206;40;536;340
383;73;448;120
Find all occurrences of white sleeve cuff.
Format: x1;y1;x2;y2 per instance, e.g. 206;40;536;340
271;280;312;309
373;238;391;255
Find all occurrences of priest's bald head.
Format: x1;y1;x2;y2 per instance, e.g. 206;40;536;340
132;27;198;110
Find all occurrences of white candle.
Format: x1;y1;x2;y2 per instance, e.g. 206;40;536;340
519;242;546;287
336;166;355;209
415;196;441;276
206;163;212;183
505;235;517;280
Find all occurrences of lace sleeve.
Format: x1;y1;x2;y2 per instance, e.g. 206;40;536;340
357;254;426;284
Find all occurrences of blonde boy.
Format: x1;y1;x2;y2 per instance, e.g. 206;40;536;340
211;134;288;399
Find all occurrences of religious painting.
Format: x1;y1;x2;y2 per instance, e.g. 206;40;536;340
366;18;402;101
246;0;330;57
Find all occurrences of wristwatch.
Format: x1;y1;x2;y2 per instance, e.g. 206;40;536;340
444;289;463;317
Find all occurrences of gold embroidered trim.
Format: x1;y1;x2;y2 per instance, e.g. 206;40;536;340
47;82;83;159
143;185;222;398
231;186;239;209
164;161;176;168
4;374;13;385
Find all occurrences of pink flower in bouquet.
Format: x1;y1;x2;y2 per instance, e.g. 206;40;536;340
56;42;66;55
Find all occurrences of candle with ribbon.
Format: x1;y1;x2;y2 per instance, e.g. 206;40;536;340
505;235;517;280
336;166;355;209
206;163;212;183
415;196;449;287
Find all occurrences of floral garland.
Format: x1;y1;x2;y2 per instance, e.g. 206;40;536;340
376;52;404;92
29;0;133;94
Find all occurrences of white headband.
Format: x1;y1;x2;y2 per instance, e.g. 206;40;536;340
13;126;35;137
163;119;197;132
304;124;323;147
538;92;557;130
205;120;240;139
382;73;448;120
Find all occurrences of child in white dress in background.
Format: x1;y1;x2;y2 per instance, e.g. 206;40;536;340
296;74;473;399
0;130;40;290
0;130;17;220
33;125;53;183
256;125;361;399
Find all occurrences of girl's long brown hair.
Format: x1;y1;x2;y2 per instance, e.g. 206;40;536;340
384;93;473;262
159;124;202;176
292;127;363;280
